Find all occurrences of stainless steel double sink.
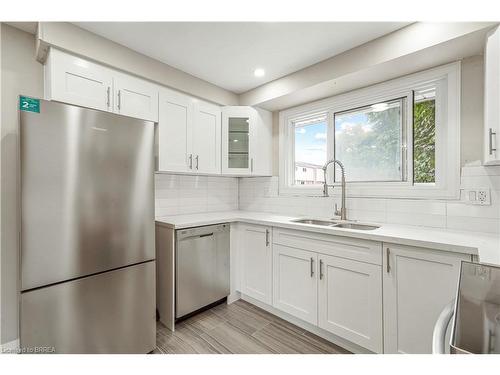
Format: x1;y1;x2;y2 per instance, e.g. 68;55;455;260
291;218;379;231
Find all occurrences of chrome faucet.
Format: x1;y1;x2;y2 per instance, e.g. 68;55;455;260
322;159;347;221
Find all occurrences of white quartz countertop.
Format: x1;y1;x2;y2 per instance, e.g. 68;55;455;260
155;210;500;265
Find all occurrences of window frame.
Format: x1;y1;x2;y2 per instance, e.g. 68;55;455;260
278;62;461;199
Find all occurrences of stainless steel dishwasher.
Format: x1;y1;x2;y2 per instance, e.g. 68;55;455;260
176;224;230;319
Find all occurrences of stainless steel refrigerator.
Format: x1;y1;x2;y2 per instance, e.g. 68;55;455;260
19;98;156;354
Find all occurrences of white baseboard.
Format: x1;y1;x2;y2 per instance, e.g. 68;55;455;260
227;291;241;305
1;339;20;354
241;294;373;354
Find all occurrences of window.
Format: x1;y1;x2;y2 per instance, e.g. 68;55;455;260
334;99;405;182
279;63;460;199
413;87;436;184
293;116;327;186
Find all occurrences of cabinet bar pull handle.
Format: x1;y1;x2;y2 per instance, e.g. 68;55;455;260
251;158;254;173
386;248;391;273
319;259;324;280
117;90;121;110
195;155;199;170
310;257;314;277
489;128;497;155
106;87;111;108
188;154;193;169
265;229;270;247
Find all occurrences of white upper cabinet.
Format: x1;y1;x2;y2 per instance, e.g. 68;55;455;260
192;101;221;174
253;108;274;176
157;88;194;173
44;49;267;177
45;48;159;122
45;48;113;112
222;106;273;176
383;243;469;354
113;72;158;122
157;88;221;174
484;26;500;165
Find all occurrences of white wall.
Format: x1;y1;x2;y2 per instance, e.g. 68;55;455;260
37;22;239;106
461;55;485;165
240;22;496;111
1;23;44;345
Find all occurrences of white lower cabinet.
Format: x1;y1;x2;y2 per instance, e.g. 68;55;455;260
237;227;473;354
383;243;470;354
273;245;318;325
318;254;383;353
239;224;273;304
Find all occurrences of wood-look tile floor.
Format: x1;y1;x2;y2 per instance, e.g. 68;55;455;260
154;300;351;354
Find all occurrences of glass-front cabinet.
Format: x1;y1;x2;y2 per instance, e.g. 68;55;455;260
222;106;273;176
222;106;255;175
228;117;250;169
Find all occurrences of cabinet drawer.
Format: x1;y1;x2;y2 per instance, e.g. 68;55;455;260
273;228;382;265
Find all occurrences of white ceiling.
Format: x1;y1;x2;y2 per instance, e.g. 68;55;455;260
74;22;410;94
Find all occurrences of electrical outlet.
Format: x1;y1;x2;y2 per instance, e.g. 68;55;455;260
464;188;491;205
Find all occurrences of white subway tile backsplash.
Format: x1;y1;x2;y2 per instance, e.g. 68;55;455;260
447;201;500;219
386;199;446;215
460;175;500;190
155;166;500;234
446;216;500;234
155;173;238;217
386;212;446;228
237;166;500;233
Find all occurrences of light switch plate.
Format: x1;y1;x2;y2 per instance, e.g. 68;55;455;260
464;188;491;205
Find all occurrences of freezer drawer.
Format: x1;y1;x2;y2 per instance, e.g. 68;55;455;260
176;224;230;318
20;261;156;354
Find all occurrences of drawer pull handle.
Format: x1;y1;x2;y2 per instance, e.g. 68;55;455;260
310;257;314;277
386;248;391;273
489;128;497;155
106;86;111;108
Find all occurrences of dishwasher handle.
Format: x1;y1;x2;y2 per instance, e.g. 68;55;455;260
176;223;229;241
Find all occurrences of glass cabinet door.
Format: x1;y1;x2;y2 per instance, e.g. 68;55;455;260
227;117;249;169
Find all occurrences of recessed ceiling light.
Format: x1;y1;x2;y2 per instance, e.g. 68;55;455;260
254;68;265;77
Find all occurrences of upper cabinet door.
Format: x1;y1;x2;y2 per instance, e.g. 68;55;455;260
46;49;113;112
222;106;255;175
157;88;194;173
484;26;500;165
192;101;221;174
113;73;159;122
252;107;273;176
383;243;469;354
